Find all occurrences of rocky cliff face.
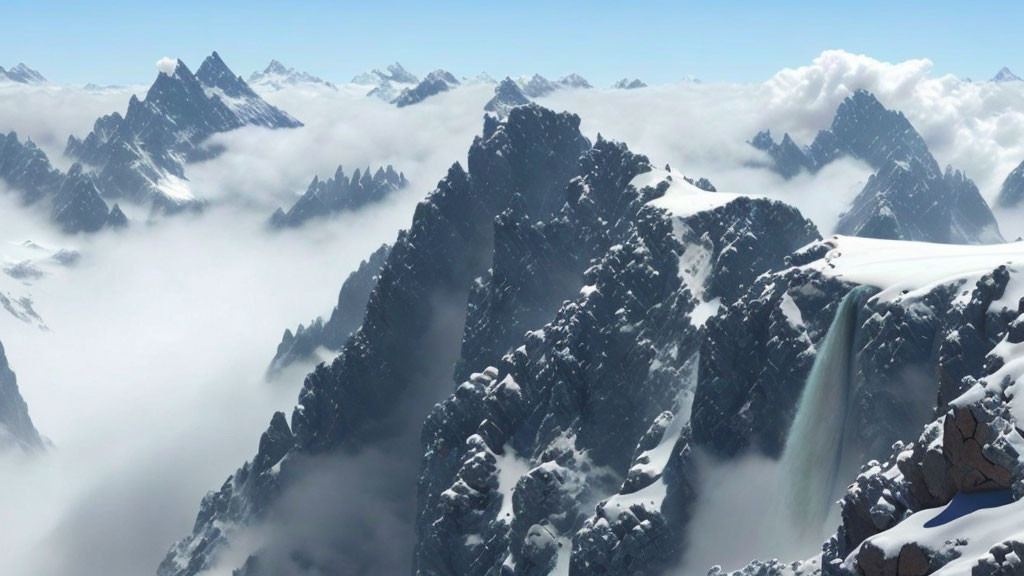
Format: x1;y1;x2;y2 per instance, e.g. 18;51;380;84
161;103;827;576
160;104;594;576
0;340;45;452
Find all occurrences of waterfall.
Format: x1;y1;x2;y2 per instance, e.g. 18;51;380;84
780;284;878;532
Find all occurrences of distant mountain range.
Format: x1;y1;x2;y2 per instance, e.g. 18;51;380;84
248;60;336;91
0;63;46;84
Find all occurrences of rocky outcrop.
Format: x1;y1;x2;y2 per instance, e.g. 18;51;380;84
268;244;391;375
0;131;120;233
0;340;45;452
270;164;406;227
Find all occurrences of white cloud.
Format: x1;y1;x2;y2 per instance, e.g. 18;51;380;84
3;49;1024;576
155;57;177;76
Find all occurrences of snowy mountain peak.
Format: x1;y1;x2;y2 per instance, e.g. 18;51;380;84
558;73;592;89
0;62;46;84
992;66;1022;82
352;61;418;86
249;60;336;90
484;77;531;116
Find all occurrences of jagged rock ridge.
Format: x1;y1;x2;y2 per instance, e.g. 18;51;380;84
0;131;124;232
394;70;461;107
162;103;827;576
65;51;301;211
752;90;1002;244
270;164;407;227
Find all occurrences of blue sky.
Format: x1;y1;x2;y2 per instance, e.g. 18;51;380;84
3;1;1021;86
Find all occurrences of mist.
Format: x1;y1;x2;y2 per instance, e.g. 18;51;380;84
677;452;831;576
4;48;1024;576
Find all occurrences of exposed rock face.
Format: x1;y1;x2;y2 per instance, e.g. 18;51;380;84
248;60;336;90
0;131;119;232
268;244;391;375
484;78;532;117
996;159;1024;208
752;90;1002;244
835;160;1003;244
417;187;822;575
270;164;407;227
394;70;461;107
612;78;647;89
65;52;301;210
164;101;828;576
0;63;46;84
0;340;45;452
161;105;595;576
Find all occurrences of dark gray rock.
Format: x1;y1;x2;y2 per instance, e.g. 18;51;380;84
270;164;406;228
161;105;593;576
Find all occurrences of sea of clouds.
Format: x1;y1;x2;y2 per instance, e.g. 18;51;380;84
1;49;1024;576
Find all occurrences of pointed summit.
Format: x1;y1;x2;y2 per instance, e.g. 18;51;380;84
249;59;336;90
484;77;531;117
992;67;1023;82
0;62;46;84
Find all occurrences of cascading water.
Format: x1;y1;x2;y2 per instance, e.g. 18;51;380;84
780;284;879;533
